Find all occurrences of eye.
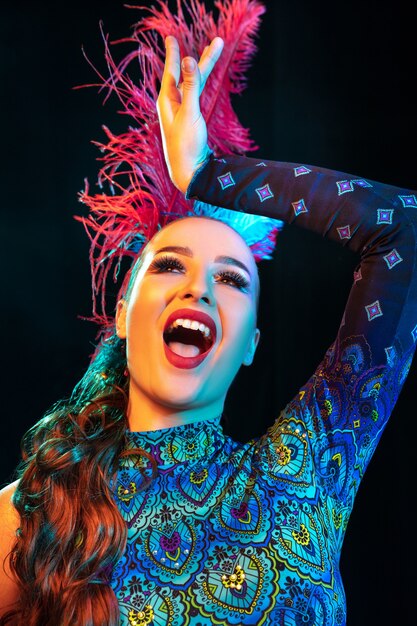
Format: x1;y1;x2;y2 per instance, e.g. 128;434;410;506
215;270;249;291
149;255;185;273
148;255;249;292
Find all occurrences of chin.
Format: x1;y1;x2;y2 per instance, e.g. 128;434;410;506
158;391;204;409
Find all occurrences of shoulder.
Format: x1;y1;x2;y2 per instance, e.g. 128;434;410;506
0;480;21;611
0;480;20;536
0;480;20;522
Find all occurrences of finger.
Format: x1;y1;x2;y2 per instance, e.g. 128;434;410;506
180;55;202;117
198;37;224;91
161;35;181;89
177;46;209;101
196;45;210;91
158;35;182;127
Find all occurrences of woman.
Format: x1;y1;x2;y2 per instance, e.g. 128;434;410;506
0;210;262;625
1;11;416;626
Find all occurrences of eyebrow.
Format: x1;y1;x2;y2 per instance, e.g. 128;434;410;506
154;245;252;278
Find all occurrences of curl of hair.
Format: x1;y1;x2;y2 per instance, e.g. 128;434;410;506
0;332;159;626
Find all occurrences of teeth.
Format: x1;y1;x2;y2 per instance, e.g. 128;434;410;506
167;318;213;339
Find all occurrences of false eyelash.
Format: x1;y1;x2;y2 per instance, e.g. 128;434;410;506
150;255;185;272
216;270;249;290
149;255;249;291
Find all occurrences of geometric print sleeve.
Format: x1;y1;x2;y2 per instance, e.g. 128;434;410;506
186;153;417;504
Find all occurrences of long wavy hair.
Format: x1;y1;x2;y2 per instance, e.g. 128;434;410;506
1;218;241;625
0;250;159;625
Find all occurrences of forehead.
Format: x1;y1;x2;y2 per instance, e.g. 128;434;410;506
149;217;256;269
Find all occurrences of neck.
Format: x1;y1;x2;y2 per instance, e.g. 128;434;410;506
126;379;225;432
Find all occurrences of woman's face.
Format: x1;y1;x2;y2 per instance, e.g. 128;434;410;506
116;217;260;414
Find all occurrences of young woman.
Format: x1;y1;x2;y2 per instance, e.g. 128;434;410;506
1;14;416;626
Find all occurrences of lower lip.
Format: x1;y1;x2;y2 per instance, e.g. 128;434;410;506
163;341;214;369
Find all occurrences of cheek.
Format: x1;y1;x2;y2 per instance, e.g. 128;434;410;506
220;298;256;352
125;283;163;343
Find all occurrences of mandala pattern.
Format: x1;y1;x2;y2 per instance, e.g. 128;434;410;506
383;248;403;269
255;183;274;202
110;154;417;625
336;225;351;240
398;194;417;208
291;199;308;216
294;166;311;176
365;300;383;321
377;208;394;224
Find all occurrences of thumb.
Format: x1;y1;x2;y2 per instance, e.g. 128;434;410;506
181;56;201;114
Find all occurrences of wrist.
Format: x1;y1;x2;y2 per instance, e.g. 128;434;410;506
184;148;214;199
173;145;213;194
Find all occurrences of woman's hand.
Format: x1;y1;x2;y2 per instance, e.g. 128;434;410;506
157;35;224;194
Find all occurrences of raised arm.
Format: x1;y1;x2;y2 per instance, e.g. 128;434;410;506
157;36;417;502
185;152;417;461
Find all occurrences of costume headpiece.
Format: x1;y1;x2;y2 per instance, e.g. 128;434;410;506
77;0;283;330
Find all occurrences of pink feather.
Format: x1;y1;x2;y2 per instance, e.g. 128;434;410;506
76;0;269;326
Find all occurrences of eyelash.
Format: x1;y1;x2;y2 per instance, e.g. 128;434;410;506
149;255;249;291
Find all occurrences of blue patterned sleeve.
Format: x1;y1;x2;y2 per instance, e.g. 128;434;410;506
186;152;417;499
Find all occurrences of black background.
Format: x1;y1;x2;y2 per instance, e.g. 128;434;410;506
1;1;416;624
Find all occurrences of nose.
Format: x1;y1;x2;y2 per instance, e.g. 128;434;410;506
178;269;214;306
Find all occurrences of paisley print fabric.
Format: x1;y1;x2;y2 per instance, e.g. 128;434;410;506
110;155;417;625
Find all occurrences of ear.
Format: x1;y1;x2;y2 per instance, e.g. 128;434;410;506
115;299;127;339
243;327;261;366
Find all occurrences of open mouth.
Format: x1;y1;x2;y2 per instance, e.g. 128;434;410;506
162;310;217;369
163;323;214;358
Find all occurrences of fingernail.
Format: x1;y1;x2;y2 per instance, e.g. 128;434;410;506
182;57;196;72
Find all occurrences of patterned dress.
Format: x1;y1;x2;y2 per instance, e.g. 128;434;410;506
110;154;417;625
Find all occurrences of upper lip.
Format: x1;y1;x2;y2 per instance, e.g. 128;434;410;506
163;308;217;344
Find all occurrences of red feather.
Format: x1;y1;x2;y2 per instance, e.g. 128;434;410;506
76;0;268;326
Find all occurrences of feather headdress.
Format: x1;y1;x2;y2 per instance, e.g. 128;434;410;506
77;0;283;329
